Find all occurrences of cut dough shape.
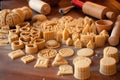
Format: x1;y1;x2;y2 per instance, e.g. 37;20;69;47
45;40;60;48
73;56;92;65
8;49;25;60
0;39;9;44
52;54;68;67
21;55;35;64
66;38;73;46
38;48;57;59
99;57;116;76
74;39;82;48
63;28;69;40
59;48;74;57
43;31;55;41
95;35;106;47
57;65;73;75
103;46;119;63
73;56;91;80
87;40;94;49
77;48;94;57
34;57;49;68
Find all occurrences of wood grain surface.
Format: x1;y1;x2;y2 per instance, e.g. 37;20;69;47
0;0;120;80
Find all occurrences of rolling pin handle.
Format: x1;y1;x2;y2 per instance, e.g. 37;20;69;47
106;11;116;20
71;0;84;8
108;20;120;46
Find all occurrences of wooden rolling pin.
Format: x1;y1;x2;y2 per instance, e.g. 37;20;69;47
29;0;51;15
108;15;120;46
72;0;115;19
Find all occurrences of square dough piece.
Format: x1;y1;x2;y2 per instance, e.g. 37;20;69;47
95;35;106;47
21;55;36;64
8;34;18;43
34;57;49;68
0;39;9;46
8;49;25;60
0;39;9;44
43;31;55;41
0;35;6;39
1;25;10;30
57;65;73;75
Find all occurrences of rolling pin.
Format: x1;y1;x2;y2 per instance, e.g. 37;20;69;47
71;0;115;19
108;15;120;46
29;0;51;15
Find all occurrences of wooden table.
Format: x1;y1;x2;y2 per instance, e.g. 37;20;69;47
0;0;120;80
